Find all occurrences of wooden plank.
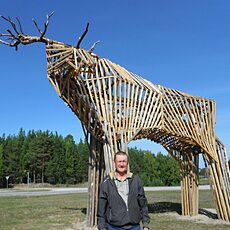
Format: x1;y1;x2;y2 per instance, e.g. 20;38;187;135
127;83;136;130
133;87;143;128
118;78;122;130
122;80;127;129
95;64;107;122
114;75;118;130
129;85;140;130
140;90;153;128
98;60;110;123
125;81;131;130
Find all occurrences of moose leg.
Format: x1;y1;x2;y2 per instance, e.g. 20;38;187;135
181;153;199;216
204;144;230;221
87;135;104;227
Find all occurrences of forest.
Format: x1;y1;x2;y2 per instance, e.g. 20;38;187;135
0;128;220;188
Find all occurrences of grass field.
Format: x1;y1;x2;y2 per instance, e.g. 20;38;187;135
0;190;229;230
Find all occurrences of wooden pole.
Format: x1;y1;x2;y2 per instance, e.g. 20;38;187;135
87;135;104;227
180;152;199;216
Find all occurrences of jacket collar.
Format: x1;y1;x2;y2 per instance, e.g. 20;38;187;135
109;171;133;180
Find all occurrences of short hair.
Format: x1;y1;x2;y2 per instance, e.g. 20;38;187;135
114;151;129;162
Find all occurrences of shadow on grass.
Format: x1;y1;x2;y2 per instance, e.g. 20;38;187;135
62;204;218;220
62;207;87;215
198;208;218;219
148;202;182;215
148;202;218;220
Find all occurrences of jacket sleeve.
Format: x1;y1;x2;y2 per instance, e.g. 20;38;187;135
97;180;108;230
136;176;150;229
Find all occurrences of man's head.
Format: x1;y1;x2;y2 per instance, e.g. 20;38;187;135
114;151;129;175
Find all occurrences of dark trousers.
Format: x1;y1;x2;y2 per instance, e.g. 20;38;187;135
107;224;141;230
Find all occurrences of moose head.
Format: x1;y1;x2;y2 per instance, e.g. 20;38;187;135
0;12;104;138
0;12;100;76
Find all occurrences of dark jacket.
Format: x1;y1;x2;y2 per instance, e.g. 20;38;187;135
97;172;150;229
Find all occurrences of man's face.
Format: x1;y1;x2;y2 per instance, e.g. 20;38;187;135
114;154;128;174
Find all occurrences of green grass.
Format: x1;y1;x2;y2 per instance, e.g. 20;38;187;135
0;193;87;230
0;190;229;230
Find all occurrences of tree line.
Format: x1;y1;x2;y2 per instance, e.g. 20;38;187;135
0;128;89;187
0;128;182;188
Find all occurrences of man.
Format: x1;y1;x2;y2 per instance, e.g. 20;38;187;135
97;151;150;230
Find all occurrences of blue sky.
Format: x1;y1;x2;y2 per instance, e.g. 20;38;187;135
0;1;229;164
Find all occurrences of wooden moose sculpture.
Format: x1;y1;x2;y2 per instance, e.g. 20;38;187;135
1;13;230;226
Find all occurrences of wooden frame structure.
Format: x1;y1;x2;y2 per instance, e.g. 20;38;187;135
45;43;230;225
1;15;230;227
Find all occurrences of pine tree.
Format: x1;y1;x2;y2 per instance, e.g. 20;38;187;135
0;144;4;187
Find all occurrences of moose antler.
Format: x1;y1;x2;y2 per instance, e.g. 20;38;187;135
76;23;101;53
0;12;55;51
76;22;89;49
1;13;100;52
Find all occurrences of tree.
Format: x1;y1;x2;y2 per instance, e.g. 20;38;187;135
3;135;22;184
17;128;27;182
155;152;180;186
141;150;160;186
35;130;53;183
199;168;208;177
64;134;76;184
45;132;65;184
129;147;145;175
25;130;53;183
0;144;4;187
75;139;89;183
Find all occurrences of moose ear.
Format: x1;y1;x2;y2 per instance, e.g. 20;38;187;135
0;12;55;50
88;40;100;54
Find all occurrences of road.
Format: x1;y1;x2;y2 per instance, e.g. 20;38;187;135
0;185;210;197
